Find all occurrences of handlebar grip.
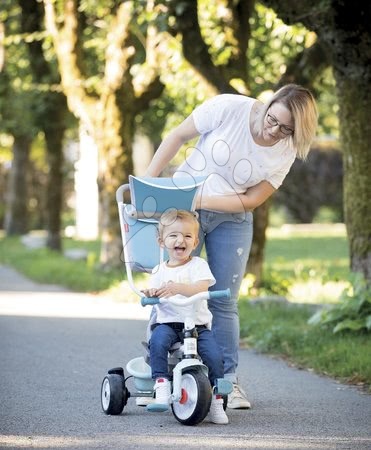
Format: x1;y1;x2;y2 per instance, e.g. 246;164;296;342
141;297;161;306
209;288;231;300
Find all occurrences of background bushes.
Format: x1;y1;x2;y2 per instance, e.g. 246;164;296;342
274;146;343;223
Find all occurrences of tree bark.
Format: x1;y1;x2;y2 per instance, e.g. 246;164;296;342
336;74;371;282
44;127;65;250
246;201;270;286
4;135;32;235
97;88;135;266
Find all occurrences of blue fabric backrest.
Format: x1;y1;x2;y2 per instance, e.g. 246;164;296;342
119;203;164;272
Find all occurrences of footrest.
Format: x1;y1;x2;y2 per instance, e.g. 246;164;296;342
146;403;169;412
214;378;233;395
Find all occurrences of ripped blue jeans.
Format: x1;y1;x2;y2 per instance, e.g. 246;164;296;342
194;209;253;384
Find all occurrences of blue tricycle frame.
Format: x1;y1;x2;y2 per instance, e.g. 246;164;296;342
100;175;232;426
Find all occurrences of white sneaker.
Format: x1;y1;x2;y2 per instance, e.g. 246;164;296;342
227;383;251;409
136;396;155;406
154;378;171;405
208;394;229;424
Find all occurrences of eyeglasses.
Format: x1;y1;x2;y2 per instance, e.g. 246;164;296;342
266;113;294;136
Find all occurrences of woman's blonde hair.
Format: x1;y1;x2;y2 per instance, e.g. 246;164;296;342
256;84;318;160
158;209;199;239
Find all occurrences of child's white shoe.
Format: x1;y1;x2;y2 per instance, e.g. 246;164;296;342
154;378;171;406
208;394;229;424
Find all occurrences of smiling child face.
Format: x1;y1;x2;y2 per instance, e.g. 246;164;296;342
160;218;199;266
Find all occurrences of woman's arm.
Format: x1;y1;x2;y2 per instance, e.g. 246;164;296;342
145;115;200;177
196;181;275;213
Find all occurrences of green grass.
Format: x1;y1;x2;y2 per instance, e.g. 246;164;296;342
239;299;371;389
265;230;349;280
260;225;350;304
0;236;124;292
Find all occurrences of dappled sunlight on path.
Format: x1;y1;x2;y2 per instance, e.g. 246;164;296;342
0;265;149;320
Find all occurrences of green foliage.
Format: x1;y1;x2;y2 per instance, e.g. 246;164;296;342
260;269;292;296
239;299;371;388
314;67;339;136
248;4;308;92
308;274;371;334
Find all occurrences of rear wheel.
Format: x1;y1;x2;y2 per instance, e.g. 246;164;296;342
171;370;212;426
101;373;128;415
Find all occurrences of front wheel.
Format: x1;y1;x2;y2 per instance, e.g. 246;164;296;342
101;374;128;415
171;370;212;426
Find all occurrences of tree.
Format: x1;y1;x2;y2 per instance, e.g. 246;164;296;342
0;1;69;248
263;0;371;283
43;0;164;265
18;0;69;250
0;3;37;235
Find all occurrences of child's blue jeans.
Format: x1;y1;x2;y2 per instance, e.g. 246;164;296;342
149;323;224;385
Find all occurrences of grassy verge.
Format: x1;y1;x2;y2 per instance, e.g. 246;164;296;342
0;236;124;292
260;225;350;304
239;299;371;390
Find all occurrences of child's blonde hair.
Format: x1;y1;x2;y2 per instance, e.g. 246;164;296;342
158;209;199;239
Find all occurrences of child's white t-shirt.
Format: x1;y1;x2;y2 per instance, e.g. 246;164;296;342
150;256;216;327
175;94;296;202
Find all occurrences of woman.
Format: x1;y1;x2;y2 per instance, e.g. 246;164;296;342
144;84;318;409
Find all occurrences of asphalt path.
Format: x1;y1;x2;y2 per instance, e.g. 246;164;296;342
0;265;370;450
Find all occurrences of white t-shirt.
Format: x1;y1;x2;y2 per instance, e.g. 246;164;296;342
175;94;296;202
150;256;216;327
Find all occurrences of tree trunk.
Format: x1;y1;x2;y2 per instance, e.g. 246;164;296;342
4;135;32;235
336;76;371;282
97;95;134;267
246;201;270;286
44;127;65;250
19;0;68;251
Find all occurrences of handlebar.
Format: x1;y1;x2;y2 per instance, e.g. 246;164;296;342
209;289;231;300
141;288;231;307
141;297;161;306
